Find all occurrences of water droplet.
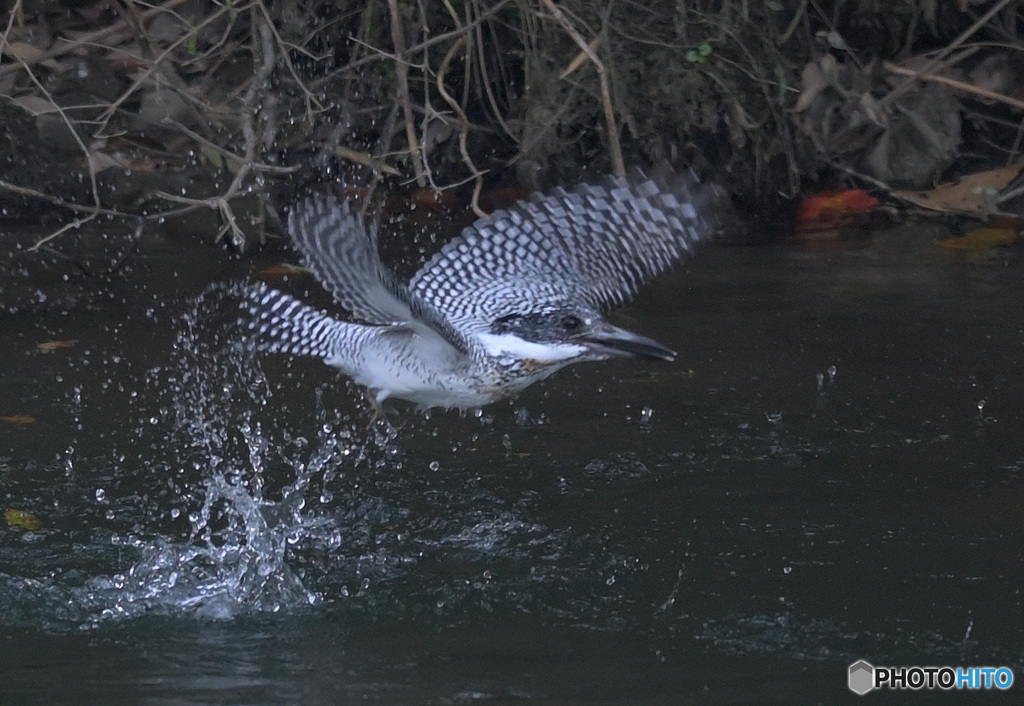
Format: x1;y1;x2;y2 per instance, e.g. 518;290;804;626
640;406;654;423
783;565;792;574
95;488;106;502
429;461;440;471
170;508;180;519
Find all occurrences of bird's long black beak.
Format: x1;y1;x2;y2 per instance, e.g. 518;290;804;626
575;323;676;361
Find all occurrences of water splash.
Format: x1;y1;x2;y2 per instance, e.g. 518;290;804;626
79;464;320;623
0;284;400;628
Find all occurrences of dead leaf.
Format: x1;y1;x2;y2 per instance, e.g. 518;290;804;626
937;227;1019;251
4;509;41;530
0;415;36;425
11;95;61;117
894;163;1024;213
1;41;45;63
794;55;838;113
37;339;79;352
88;149;132;172
860;92;887;127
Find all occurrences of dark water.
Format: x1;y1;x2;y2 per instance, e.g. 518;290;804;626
1;224;1022;704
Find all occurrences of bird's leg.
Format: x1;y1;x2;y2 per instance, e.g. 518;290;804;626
366;387;385;426
363;391;403;442
364;389;386;430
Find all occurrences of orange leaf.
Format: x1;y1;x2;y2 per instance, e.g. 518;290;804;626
797;189;879;230
0;415;36;425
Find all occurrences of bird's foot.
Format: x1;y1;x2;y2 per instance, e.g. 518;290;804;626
364;392;384;430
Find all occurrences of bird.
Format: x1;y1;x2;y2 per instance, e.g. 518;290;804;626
241;167;724;413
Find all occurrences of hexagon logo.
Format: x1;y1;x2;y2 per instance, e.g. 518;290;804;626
849;660;874;695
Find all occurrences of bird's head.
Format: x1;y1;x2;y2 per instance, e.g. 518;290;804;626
477;306;676;368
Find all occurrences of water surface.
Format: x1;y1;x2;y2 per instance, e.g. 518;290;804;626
1;224;1022;703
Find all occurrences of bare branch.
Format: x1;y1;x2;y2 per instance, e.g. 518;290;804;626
388;0;427;186
537;0;624;177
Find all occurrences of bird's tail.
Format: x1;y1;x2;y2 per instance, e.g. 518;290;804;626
239;283;356;364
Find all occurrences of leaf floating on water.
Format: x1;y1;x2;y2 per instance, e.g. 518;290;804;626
37;339;79;353
894;163;1024;214
0;415;36;425
937;227;1019;252
4;509;41;530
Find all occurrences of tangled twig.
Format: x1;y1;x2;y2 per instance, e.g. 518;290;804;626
537;0;624;178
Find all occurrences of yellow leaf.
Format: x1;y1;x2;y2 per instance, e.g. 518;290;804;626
937;227;1019;252
0;415;36;425
4;509;41;531
37;339;79;352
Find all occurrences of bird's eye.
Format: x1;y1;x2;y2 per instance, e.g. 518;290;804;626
561;315;582;331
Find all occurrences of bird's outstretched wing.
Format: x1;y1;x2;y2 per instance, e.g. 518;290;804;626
288;196;469;354
409;168;724;332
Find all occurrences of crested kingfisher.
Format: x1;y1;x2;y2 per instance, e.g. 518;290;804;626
241;168;723;412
